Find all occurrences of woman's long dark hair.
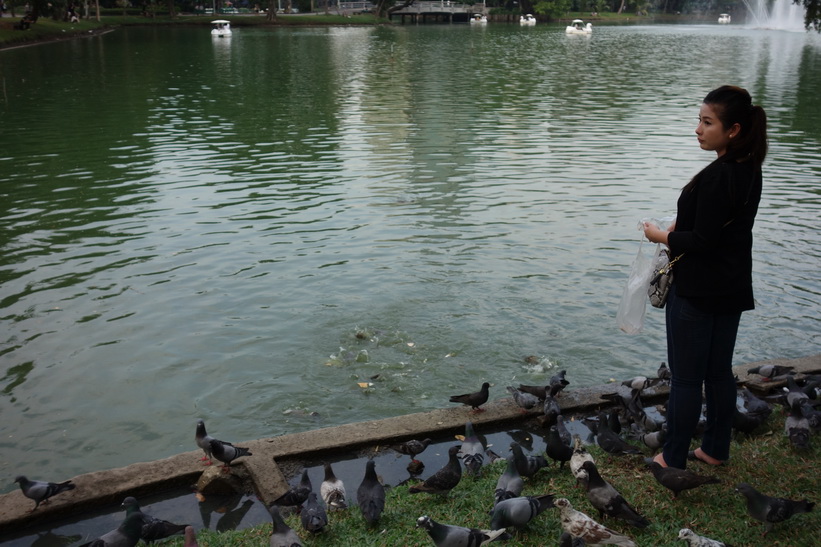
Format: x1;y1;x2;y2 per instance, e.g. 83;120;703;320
684;85;768;193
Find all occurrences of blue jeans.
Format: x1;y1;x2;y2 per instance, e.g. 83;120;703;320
662;284;741;469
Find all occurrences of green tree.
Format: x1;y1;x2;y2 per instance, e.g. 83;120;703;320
798;0;820;30
534;0;571;19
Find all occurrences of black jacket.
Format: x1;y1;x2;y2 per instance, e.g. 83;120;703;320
667;159;761;311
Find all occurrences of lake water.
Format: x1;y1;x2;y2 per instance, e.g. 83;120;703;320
1;22;820;490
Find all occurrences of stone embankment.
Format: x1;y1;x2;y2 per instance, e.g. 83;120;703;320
1;354;818;535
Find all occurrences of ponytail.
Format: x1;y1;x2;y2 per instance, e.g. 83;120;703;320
704;85;768;166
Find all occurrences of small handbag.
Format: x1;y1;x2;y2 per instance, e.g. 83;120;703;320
648;248;682;309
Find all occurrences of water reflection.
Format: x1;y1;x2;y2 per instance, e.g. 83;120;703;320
0;24;819;487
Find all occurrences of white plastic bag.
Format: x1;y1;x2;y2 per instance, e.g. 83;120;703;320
617;236;657;334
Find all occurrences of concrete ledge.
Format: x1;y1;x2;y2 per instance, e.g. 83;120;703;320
2;354;818;534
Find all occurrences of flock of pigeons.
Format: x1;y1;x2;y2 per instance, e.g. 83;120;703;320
12;363;819;546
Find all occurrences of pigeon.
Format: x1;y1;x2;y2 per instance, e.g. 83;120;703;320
739;388;772;416
195;419;216;465
559;531;587;547
121;496;187;543
415;515;507;546
621;376;652;391
677;527;730;546
556;415;572;446
595;412;643;456
320;462;347;511
545;424;573;469
656;362;671;382
549;369;570;396
506;386;540;412
747;363;794;380
449;382;490;412
13;475;76;511
647;462;720;499
357;459;385;526
542;395;562;426
273;469;313;508
799;400;821;431
268;504;303;547
735;482;815;535
570;435;595;485
460;421;485;475
392;438;433;462
509;442;548;478
517;384;549;400
732;406;771;435
78;512;145;547
489;494;555;530
208;439;251;472
639;427;667;451
785;408;811;449
409;445;462;496
184;526;199;547
300;492;328;534
494;456;524;506
581;461;649;528
554;497;637;546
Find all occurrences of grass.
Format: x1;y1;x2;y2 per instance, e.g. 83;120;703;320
156;413;819;546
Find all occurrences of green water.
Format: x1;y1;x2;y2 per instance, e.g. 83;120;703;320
1;23;820;483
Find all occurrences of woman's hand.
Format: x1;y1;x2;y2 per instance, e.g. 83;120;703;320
643;222;669;246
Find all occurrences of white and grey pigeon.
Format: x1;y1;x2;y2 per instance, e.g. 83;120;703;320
506;386;540;412
14;475;76;511
677;527;730;547
621;376;652;391
78;512;145;547
195;419;216;465
320;462;347;511
570;435;595;486
489;494;555;530
300;492;328;534
209;438;252;472
267;505;303;547
784;407;811;449
554;497;637;547
460;421;485;475
494;455;523;506
747;363;794;380
416;515;507;547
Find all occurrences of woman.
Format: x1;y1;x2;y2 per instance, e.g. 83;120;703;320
643;85;768;469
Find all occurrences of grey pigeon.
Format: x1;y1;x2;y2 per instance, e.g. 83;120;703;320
79;512;145;547
300;492;328;534
621;376;652;391
195;419;216;465
639;427;667;451
14;475;75;511
494;456;524;506
273;469;312;508
320;462;347;511
410;445;462;496
121;496;187;543
449;382;490;411
785;408;811;449
799;400;821;431
545;425;573;469
783;376;810;412
542;395;562;427
509;442;548;478
392;438;433;462
739;388;771;416
732;406;771;435
516;384;548;400
208;439;251;472
647;462;720;499
506;386;540;412
736;482;815;535
554;497;637;546
415;515;507;546
556;415;572;446
656;362;671;382
489;493;555;530
267;505;303;547
747;363;793;380
549;369;570;396
581;461;649;528
677;527;730;546
570;435;595;485
357;459;385;526
595;412;643;456
460;421;485;476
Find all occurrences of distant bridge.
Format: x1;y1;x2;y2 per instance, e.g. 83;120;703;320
391;1;489;24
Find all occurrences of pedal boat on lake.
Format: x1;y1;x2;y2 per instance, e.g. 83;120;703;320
520;14;536;25
470;13;488;24
565;19;592;34
211;20;232;37
718;13;731;24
